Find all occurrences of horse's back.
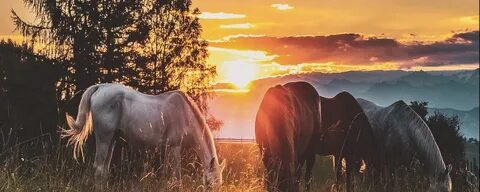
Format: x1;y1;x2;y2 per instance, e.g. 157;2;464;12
89;84;190;147
334;91;362;112
283;81;319;98
361;100;419;161
384;101;424;149
363;100;447;175
318;92;376;156
320;91;363;128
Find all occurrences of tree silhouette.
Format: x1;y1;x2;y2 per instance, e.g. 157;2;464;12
409;101;428;121
427;112;465;166
11;0;217;127
0;40;61;145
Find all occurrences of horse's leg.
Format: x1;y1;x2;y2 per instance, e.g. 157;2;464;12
346;159;352;192
295;157;304;190
262;149;275;192
345;157;359;192
305;154;315;191
93;131;116;187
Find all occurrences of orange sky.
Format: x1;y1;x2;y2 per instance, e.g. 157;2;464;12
193;0;478;41
1;1;479;88
192;0;479;88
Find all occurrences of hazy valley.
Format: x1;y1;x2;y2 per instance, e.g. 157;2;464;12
211;69;480;139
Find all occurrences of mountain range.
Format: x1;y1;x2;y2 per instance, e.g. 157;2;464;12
210;69;479;139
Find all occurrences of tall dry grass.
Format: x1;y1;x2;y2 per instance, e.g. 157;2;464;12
0;137;477;192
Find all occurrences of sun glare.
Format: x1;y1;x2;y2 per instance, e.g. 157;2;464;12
222;60;258;89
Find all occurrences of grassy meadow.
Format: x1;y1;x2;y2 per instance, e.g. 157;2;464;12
0;139;333;192
0;139;474;192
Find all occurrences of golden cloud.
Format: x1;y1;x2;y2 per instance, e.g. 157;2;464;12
219;23;255;29
198;12;246;19
271;4;294;10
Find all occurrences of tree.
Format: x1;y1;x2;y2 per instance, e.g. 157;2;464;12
12;0;218;128
12;0;148;96
136;0;216;114
409;101;428;121
427;112;465;166
466;138;479;145
0;40;61;144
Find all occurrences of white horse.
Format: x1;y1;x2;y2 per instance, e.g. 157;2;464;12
62;83;224;190
357;98;452;192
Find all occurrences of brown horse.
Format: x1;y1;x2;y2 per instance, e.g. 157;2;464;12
256;82;377;191
303;91;378;192
255;82;320;192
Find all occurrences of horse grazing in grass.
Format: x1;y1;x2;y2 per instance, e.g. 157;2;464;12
357;98;452;192
62;84;224;190
255;82;321;192
301;91;378;192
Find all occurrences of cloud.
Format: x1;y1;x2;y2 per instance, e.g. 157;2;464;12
210;31;479;68
198;12;246;19
208;47;276;64
271;4;294;10
219;23;254;29
459;16;479;25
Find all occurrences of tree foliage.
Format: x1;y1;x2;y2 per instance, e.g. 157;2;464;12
426;112;465;165
409;101;428;121
0;40;60;144
11;0;216;119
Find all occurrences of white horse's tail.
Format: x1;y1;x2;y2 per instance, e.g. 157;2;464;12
61;85;100;161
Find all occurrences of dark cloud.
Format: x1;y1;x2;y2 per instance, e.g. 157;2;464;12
451;31;479;43
211;31;479;68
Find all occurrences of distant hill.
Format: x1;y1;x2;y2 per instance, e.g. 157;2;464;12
360;70;478;109
211;69;480;139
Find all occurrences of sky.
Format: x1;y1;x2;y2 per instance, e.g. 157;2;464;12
192;0;479;88
1;0;479;88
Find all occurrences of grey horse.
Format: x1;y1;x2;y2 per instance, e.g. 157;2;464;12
62;83;224;190
357;98;452;192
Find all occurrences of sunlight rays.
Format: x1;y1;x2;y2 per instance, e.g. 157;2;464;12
220;60;258;89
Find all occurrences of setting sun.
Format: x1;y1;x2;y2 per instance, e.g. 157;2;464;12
221;60;258;89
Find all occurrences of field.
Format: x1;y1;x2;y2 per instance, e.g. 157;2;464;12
0;139;334;192
0;139;475;192
216;141;337;192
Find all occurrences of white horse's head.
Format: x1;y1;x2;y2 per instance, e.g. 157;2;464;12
204;157;225;191
428;165;452;192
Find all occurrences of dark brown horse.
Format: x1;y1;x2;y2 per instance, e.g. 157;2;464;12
302;91;378;191
256;82;377;191
255;82;320;192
